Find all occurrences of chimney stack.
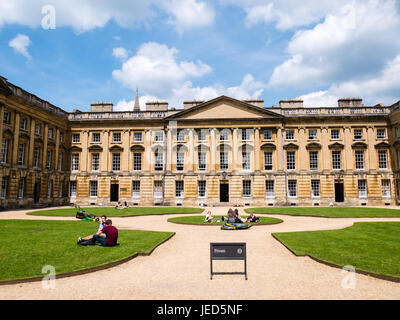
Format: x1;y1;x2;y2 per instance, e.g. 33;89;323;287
91;102;113;112
338;98;363;108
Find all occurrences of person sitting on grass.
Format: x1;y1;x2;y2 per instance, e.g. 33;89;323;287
124;201;129;208
98;215;107;236
234;209;244;223
246;213;260;223
78;219;119;246
204;211;215;223
222;208;238;223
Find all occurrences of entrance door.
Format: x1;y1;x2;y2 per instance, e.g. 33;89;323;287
335;183;344;202
34;182;40;203
220;183;229;203
110;183;119;202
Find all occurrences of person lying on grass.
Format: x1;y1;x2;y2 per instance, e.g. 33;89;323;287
78;219;119;246
245;213;260;223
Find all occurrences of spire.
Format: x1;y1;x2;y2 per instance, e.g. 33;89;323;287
134;88;140;111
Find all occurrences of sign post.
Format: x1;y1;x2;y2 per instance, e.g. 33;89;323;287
210;242;247;280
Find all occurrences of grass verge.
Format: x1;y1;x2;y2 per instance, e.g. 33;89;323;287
168;215;282;226
0;220;174;282
27;206;204;217
245;207;400;218
273;222;400;280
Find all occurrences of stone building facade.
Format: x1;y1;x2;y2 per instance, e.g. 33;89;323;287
1;75;400;209
0;77;70;209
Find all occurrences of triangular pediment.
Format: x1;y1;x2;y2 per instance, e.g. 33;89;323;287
166;96;283;120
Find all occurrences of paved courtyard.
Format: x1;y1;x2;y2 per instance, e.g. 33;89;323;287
1;207;400;300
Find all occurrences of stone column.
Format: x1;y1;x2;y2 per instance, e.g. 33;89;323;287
12;111;21;165
144;130;151;172
232;128;238;171
101;130;109;172
28;117;35;168
321;127;329;171
254;127;260;172
80;130;88;172
54;128;60;171
188;128;194;172
0;104;4;161
42;123;48;169
122;129;130;172
297;126;305;171
366;126;374;170
343;126;352;171
167;129;172;172
210;128;216;172
276;127;283;171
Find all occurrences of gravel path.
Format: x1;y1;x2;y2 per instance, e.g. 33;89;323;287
0;207;400;300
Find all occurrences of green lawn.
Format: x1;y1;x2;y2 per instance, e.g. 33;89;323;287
168;215;282;226
27;206;204;217
273;222;400;279
245;207;400;218
0;220;173;282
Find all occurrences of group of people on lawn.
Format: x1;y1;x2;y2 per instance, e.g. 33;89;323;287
115;201;129;209
205;208;260;223
78;215;119;247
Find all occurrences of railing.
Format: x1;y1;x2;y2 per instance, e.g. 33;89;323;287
68;110;179;121
279;106;391;116
6;81;69;119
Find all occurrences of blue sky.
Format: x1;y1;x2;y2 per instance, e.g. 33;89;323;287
0;0;399;112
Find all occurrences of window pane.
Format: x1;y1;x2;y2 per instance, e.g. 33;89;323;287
264;152;273;170
288;180;297;197
287;151;295;170
355;151;364;170
309;151;318;170
198;152;206;170
90;181;98;197
311;180;320;197
198;181;206;197
332;151;341;169
133;153;142;171
243;180;251;197
175;181;184;198
266;180;274;197
378;150;387;169
132;181;140;198
358;180;367;197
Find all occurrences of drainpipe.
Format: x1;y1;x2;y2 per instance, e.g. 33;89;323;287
162;123;168;206
281;122;288;206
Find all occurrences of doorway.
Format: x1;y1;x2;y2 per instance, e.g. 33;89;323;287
34;182;40;203
220;183;229;203
335;182;344;202
110;183;119;202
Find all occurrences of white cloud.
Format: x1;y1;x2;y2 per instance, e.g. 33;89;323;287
112;41;264;108
179;60;213;77
268;0;400;89
114;94;158;111
112;47;129;60
163;0;215;33
299;55;400;106
0;0;214;33
8;34;31;59
112;42;212;98
221;0;348;30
